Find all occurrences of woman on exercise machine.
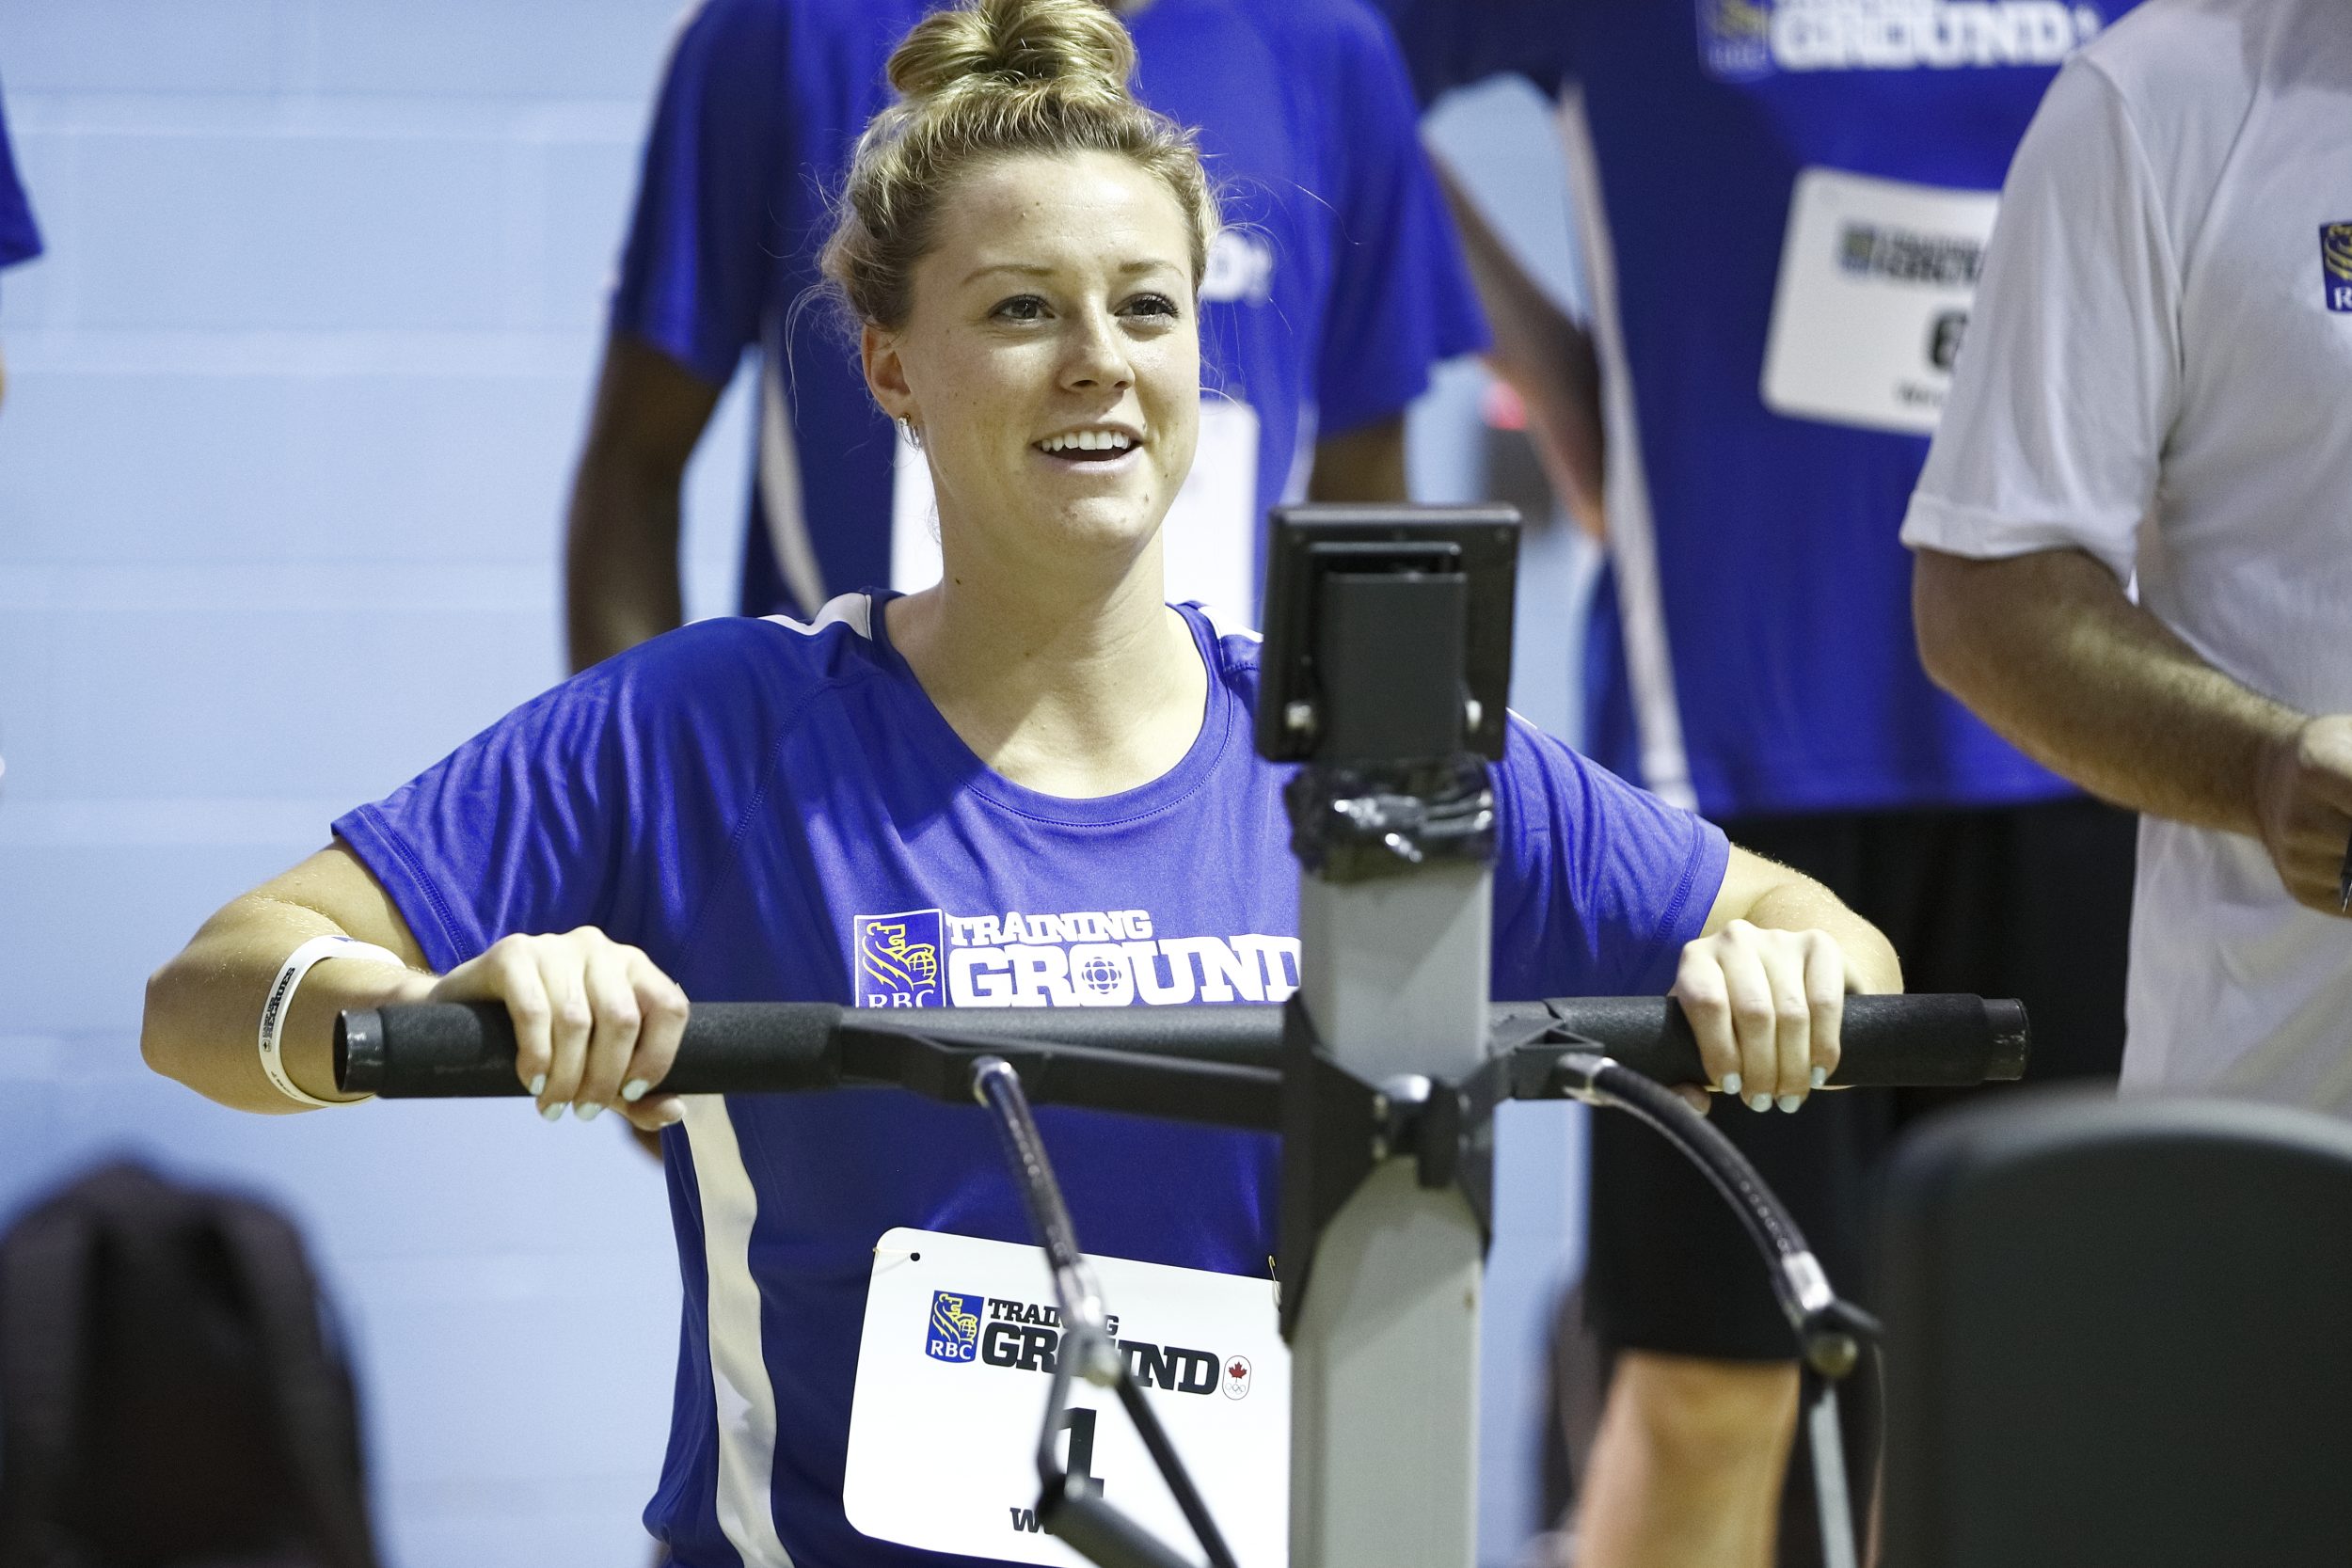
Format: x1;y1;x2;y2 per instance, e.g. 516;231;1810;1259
141;2;1900;1560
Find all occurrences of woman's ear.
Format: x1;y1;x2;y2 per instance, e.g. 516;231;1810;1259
861;323;916;424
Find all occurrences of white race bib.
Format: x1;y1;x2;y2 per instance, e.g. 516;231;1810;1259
890;399;1262;621
843;1227;1289;1566
1759;167;1999;435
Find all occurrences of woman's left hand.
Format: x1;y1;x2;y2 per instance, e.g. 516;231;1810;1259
1670;920;1864;1115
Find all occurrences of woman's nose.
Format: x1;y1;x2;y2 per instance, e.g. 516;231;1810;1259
1059;309;1133;390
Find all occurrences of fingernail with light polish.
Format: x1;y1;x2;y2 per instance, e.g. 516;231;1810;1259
1722;1072;1742;1097
1748;1091;1772;1113
540;1101;563;1123
528;1073;547;1097
1810;1066;1827;1089
622;1079;649;1103
1778;1094;1803;1113
576;1102;604;1123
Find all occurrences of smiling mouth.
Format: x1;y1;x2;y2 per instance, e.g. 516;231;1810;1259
1035;430;1138;464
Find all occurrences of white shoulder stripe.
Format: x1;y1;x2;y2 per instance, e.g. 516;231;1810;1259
1559;87;1696;812
757;341;831;620
683;1098;797;1568
1183;599;1263;644
761;593;874;640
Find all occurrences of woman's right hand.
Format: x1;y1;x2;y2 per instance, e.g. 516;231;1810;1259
428;927;690;1131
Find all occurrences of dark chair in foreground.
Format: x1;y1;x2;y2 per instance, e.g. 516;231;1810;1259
1877;1086;2352;1568
0;1162;379;1568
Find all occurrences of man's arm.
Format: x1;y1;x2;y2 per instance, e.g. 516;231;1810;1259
563;332;724;672
1432;159;1604;539
1914;546;2352;913
1304;415;1409;502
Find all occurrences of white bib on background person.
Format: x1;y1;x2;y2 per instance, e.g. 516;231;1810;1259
843;1227;1288;1566
1761;168;2000;435
890;400;1261;619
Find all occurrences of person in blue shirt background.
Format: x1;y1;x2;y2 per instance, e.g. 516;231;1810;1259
0;66;47;417
1375;2;2141;1563
143;4;1903;1561
562;0;1487;673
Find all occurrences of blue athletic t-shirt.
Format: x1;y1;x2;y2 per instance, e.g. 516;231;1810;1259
1377;0;2137;818
0;72;43;283
333;596;1726;1567
611;0;1487;619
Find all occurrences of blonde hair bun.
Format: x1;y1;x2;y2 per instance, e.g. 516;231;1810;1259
823;0;1217;331
888;0;1136;107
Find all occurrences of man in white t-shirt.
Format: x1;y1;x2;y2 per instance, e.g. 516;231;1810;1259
1904;0;2352;1110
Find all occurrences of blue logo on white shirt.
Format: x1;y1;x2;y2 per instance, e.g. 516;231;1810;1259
855;909;944;1007
2323;223;2352;313
927;1291;984;1363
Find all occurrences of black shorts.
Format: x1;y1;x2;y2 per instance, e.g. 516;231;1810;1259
1583;796;2137;1361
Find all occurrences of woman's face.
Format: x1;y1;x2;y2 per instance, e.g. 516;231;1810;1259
863;150;1200;578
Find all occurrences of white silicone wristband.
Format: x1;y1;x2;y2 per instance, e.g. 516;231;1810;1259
259;934;406;1108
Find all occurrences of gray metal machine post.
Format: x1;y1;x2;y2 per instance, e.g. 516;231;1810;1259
1257;506;1520;1568
1289;868;1491;1567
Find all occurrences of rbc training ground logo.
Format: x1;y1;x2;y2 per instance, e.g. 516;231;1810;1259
1698;0;2107;80
2323;223;2352;314
856;910;943;1008
923;1291;1254;1399
849;903;1302;1009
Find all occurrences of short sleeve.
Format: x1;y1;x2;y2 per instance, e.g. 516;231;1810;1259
1900;58;2180;586
1311;8;1492;436
0;74;44;273
1491;719;1729;1001
1366;0;1578;106
332;625;777;974
608;0;792;388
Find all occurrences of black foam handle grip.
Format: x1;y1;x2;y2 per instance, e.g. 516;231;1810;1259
1542;993;2028;1089
338;994;2026;1099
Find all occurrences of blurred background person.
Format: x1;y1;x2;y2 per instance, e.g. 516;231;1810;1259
0;62;43;415
1374;2;2142;1563
1909;0;2352;1113
562;0;1486;672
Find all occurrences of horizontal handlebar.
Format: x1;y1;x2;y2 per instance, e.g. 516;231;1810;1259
338;994;2026;1109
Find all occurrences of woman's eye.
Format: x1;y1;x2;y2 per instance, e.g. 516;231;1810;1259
1124;293;1181;321
993;295;1048;322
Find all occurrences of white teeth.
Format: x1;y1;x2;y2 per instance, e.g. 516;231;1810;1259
1040;429;1135;453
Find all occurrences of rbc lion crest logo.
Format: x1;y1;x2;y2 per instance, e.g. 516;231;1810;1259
2322;223;2352;313
854;909;943;1007
1696;0;1773;81
926;1291;983;1363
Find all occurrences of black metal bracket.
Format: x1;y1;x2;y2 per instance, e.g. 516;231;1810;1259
1282;754;1498;883
1274;1004;1886;1380
1277;999;1601;1338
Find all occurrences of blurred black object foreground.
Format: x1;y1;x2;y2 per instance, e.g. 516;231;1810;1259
1878;1088;2352;1568
0;1162;379;1568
